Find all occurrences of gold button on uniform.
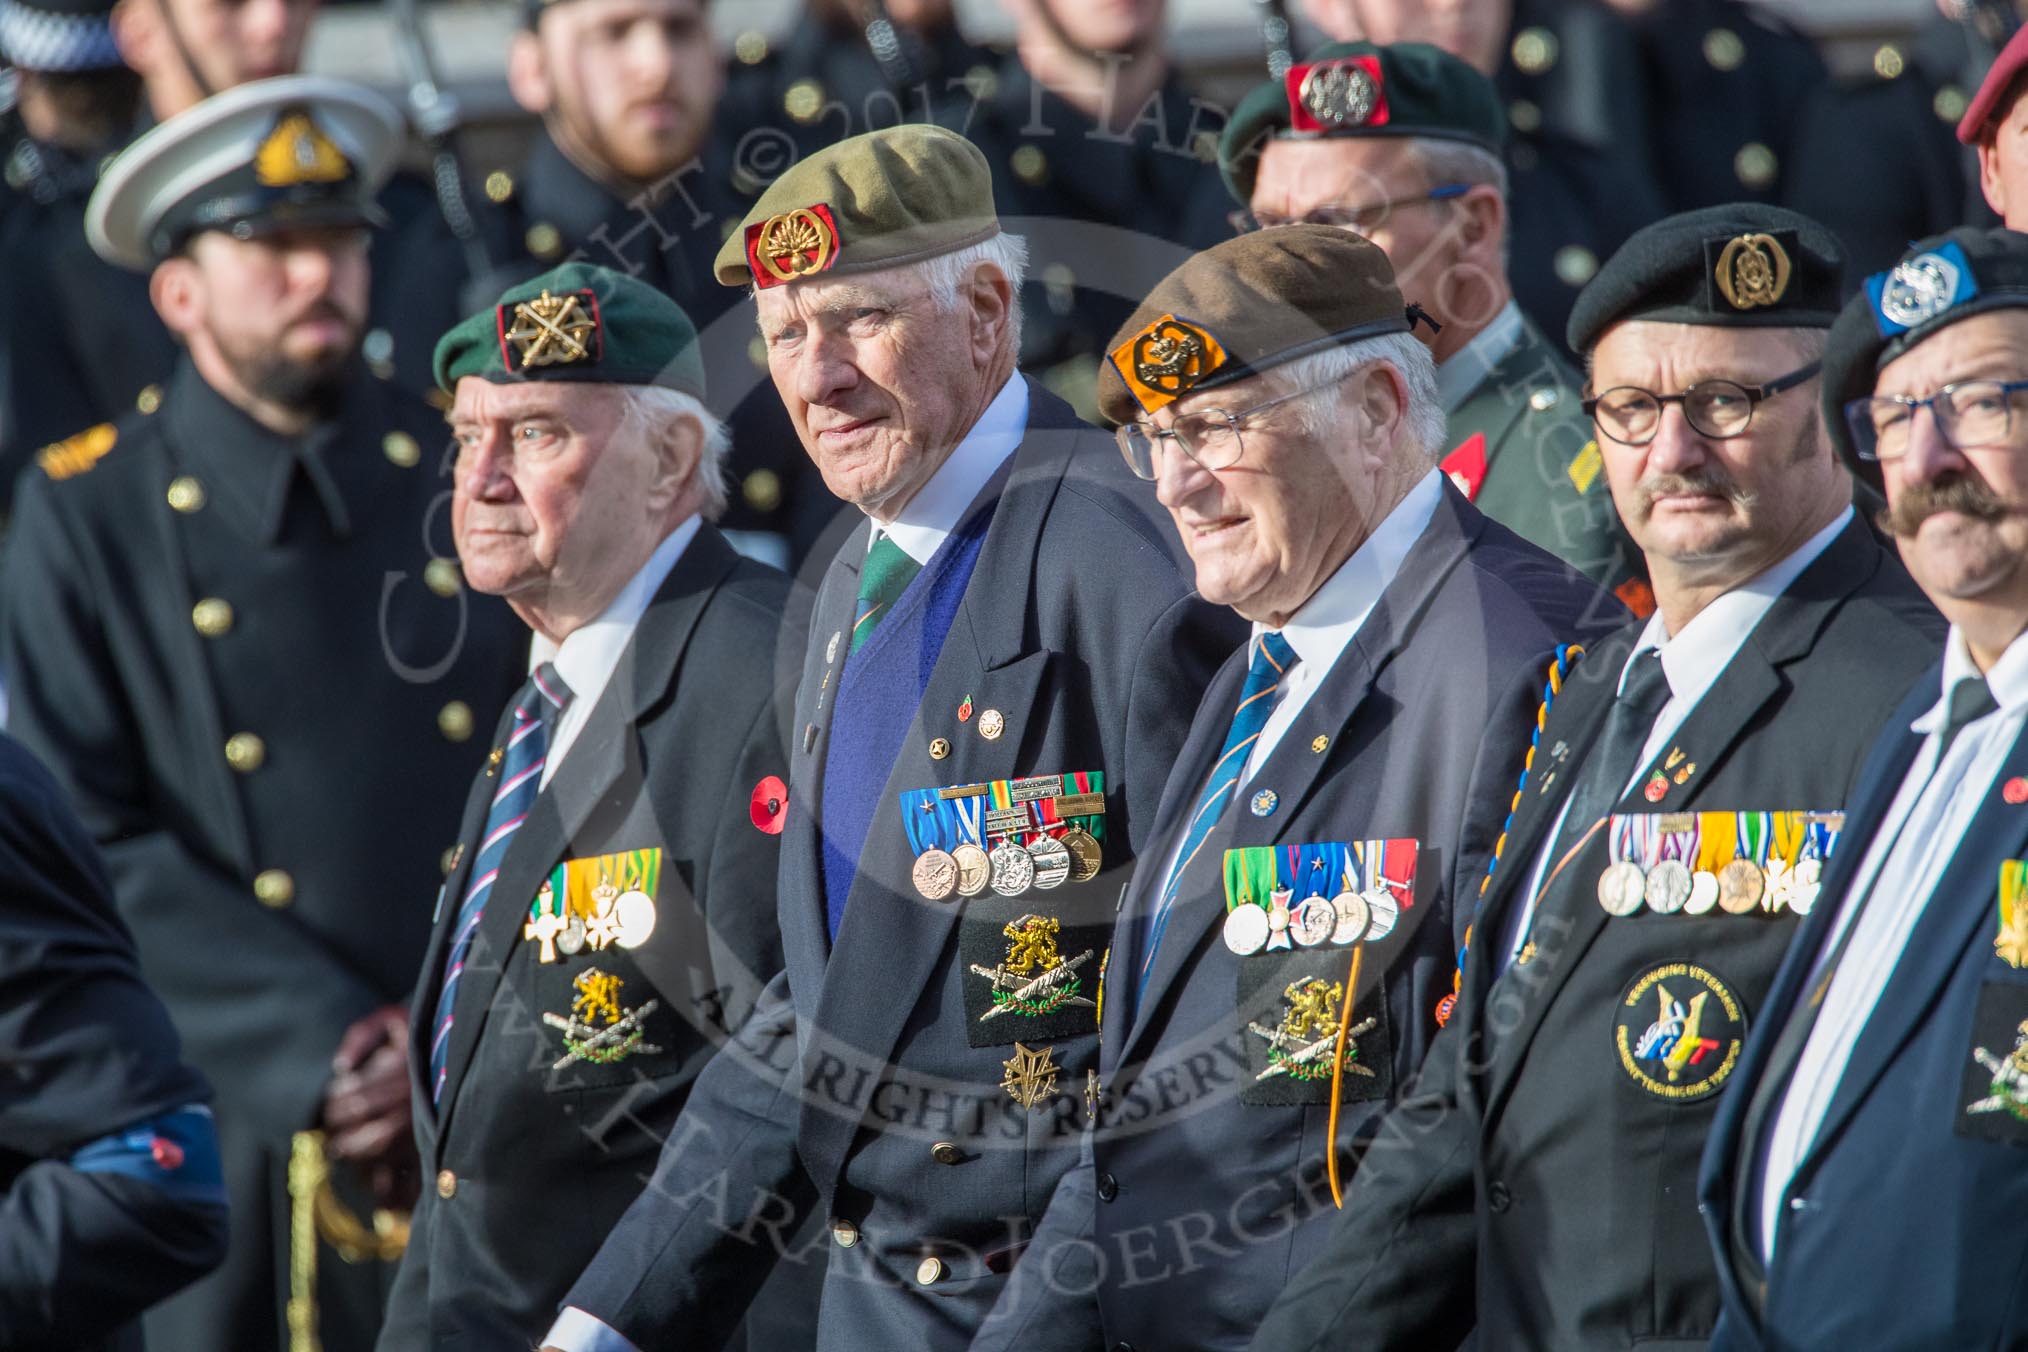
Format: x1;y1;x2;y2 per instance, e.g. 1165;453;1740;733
1511;26;1557;75
436;1169;457;1200
1873;44;1905;80
135;384;162;415
1528;387;1561;413
191;597;234;637
1011;145;1047;186
1702;27;1745;72
743;469;782;512
929;738;951;761
253;869;294;908
1554;246;1599;288
1936;85;1969;124
734;29;767;63
483;169;515;203
916;1256;945;1286
424;558;463;597
785;79;824;123
1508;99;1542;134
1733;142;1777;191
525;223;562;259
166;475;206;513
438;701;475;742
931;1141;963;1166
383;432;421;468
225;732;266;773
831;1221;859;1248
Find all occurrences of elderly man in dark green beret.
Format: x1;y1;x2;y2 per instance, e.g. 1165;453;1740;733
541;122;1242;1352
1221;39;1650;616
1247;202;1942;1352
377;260;804;1349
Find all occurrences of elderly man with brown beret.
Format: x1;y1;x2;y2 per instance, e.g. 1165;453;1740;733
971;225;1619;1352
539;124;1241;1352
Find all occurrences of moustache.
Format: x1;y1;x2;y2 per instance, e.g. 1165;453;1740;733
1879;474;2010;537
1637;469;1754;512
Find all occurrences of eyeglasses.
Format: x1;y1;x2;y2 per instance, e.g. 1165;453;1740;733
1116;382;1329;480
1844;378;2028;463
1581;361;1822;446
1228;184;1470;238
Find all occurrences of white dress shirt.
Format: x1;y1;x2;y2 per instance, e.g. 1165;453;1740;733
1435;300;1524;414
528;517;699;788
1500;508;1853;967
1758;623;2028;1261
543;382;1030;1352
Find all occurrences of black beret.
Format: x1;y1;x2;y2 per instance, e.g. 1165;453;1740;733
1218;40;1505;205
1565;203;1844;355
1822;226;2028;489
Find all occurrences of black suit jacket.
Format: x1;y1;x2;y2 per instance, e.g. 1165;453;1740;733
1246;515;1942;1352
0;733;226;1352
379;526;801;1349
562;379;1245;1351
1699;667;2028;1351
972;484;1623;1351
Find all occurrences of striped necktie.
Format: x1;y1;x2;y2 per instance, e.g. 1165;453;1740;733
428;662;573;1107
1137;631;1298;1000
852;532;922;653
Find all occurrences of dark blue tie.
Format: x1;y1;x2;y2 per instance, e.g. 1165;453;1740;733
428;662;572;1106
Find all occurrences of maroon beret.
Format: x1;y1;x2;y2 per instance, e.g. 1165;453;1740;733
1958;24;2028;144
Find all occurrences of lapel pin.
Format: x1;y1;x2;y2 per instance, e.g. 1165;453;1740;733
1250;789;1278;817
930;737;952;760
1665;747;1685;770
979;709;1005;741
958;695;974;723
1310;734;1329;754
825;631;841;665
1673;762;1696;785
2005;778;2028;805
485;747;503;777
1643;771;1669;803
750;776;789;834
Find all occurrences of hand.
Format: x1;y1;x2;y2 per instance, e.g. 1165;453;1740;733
321;1005;417;1208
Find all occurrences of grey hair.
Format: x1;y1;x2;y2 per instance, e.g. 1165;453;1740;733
614;385;731;521
1403;138;1509;199
1274;331;1447;459
914;231;1030;353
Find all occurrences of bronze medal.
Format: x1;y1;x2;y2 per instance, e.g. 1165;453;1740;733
952;843;991;897
1597;861;1647;917
1716;858;1764;915
1062;826;1102;882
913;847;959;901
1027;836;1072;890
989;842;1035;897
1644;860;1693;915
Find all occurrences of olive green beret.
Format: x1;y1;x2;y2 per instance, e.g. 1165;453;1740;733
1218;41;1505;205
432;261;705;397
1565;203;1843;354
1097;225;1416;426
713;124;999;289
1822;226;2028;490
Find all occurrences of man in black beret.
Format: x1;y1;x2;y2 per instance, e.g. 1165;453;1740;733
1698;225;2028;1351
1220;39;1648;614
1248;202;1942;1352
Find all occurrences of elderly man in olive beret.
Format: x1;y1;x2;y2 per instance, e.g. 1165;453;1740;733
970;224;1616;1352
541;124;1241;1352
1698;226;2028;1351
380;261;802;1350
1248;202;1942;1352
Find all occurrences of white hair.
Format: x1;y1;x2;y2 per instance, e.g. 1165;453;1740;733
1404;138;1508;200
1274;331;1447;459
614;385;732;521
914;231;1030;355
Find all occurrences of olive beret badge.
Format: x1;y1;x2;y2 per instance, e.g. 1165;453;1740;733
1109;314;1231;416
745;203;841;289
1712;233;1792;312
500;288;602;372
1287;56;1390;134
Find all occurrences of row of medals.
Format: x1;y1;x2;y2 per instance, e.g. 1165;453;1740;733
1222;884;1397;956
911;827;1102;902
1596;855;1822;919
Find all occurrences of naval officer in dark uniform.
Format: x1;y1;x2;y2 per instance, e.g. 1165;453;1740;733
973;225;1621;1352
1220;40;1648;613
1246;203;1943;1352
379;261;806;1349
540;122;1243;1352
0;76;524;1352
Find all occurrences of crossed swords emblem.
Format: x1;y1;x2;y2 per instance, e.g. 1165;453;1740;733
504;289;597;368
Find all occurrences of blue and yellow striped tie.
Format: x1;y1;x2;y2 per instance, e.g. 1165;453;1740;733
852;533;922;654
1137;631;1297;1000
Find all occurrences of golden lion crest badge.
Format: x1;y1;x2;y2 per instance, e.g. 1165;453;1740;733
499;288;601;372
1713;232;1792;312
540;967;662;1070
1109;313;1230;415
1248;976;1373;1084
254;109;351;188
966;913;1096;1024
745;203;841;288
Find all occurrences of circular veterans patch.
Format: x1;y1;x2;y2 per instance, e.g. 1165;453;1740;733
1613;961;1746;1102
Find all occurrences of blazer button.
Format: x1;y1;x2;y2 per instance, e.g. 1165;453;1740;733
166;474;205;513
253;869;294;909
916;1256;944;1286
224;732;265;773
424;558;463;597
436;1169;457;1200
930;1142;963;1166
830;1220;859;1248
438;701;474;742
1487;1181;1513;1213
1096;1172;1119;1203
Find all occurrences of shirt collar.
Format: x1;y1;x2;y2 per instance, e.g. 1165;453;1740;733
529;516;702;697
1436;300;1524;414
1621;506;1854;700
1913;624;2028;733
1250;470;1444;668
877;375;1028;566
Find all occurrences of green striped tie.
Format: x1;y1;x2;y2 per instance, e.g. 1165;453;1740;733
852;533;922;653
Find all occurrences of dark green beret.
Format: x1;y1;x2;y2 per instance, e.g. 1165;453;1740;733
714;124;998;289
1565;203;1844;354
432;261;705;397
1097;225;1414;426
1218;41;1505;205
1822;226;2028;489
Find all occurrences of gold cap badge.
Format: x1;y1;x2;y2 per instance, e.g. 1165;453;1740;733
1109;314;1230;416
499;288;601;371
254;110;351;188
746;204;840;288
1713;232;1792;311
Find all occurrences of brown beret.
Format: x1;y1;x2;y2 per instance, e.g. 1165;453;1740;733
1097;225;1415;426
713;124;999;289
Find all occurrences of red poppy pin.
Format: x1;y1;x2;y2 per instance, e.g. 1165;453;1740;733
2005;777;2028;805
750;775;789;834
